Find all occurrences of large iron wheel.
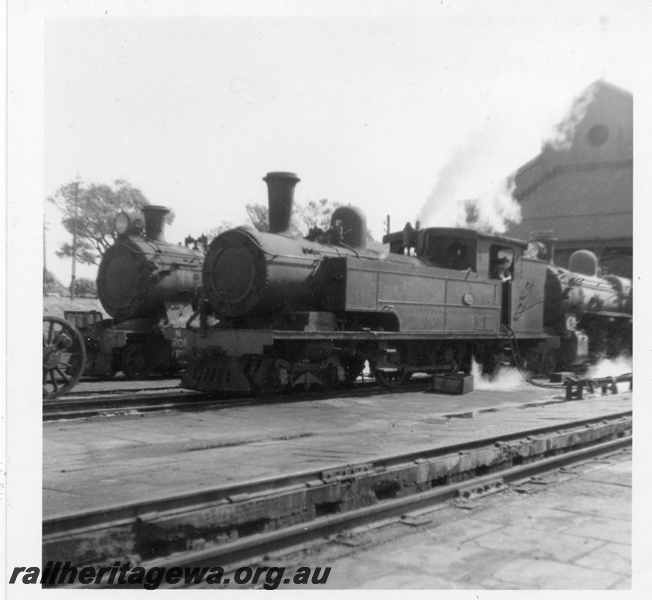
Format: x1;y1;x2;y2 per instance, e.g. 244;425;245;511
251;358;288;396
43;316;86;400
122;342;150;380
374;365;411;389
319;356;344;390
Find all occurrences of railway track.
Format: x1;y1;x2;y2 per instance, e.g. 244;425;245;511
43;409;632;584
42;376;435;421
42;371;631;422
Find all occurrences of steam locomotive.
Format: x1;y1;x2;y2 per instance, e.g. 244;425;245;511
44;205;203;398
73;205;202;380
173;172;632;395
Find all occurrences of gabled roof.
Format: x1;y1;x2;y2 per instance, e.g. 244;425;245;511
586;79;632;98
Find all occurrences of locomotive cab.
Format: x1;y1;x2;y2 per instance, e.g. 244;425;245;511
384;226;479;272
480;233;546;333
385;226;547;331
488;246;515;325
417;228;478;271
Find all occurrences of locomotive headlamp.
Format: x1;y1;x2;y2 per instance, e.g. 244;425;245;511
114;211;145;237
114;212;130;235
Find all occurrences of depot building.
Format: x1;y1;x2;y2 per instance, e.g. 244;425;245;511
506;81;632;277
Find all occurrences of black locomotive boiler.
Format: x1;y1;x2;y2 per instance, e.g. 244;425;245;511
178;171;632;395
43;204;203;399
88;204;203;379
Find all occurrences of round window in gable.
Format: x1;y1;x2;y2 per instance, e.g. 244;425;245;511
587;124;609;147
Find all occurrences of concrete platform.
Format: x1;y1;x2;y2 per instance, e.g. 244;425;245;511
43;381;632;521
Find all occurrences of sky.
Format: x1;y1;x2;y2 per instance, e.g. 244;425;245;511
38;0;642;284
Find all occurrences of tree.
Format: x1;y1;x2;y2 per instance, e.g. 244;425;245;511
203;221;236;244
244;198;344;236
48;179;175;266
43;269;66;296
207;198;376;242
295;199;341;235
245;203;270;233
73;277;98;297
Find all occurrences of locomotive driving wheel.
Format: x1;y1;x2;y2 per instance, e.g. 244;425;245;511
122;342;150;380
251;358;290;396
374;365;411;389
320;356;345;390
43;316;86;400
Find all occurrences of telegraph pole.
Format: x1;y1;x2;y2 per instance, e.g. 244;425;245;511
43;221;48;276
70;180;80;300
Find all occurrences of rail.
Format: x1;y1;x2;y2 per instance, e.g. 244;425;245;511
44;409;632;578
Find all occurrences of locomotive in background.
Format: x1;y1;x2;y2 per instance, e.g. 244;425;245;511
174;171;632;395
44;204;203;398
68;205;202;380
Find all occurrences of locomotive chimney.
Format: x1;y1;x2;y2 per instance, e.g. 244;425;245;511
142;205;170;242
264;172;300;234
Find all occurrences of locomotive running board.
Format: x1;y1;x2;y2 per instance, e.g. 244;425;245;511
185;327;548;354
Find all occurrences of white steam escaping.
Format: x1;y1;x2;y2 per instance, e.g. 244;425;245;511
418;82;600;235
418;127;522;234
586;355;632;379
569;355;633;396
471;358;527;391
544;85;596;151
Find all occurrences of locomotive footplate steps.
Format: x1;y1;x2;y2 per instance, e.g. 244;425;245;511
43;389;631;570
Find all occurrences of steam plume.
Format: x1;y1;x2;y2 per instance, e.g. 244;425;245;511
418;126;522;234
471;358;526;391
585;355;632;379
418;82;599;235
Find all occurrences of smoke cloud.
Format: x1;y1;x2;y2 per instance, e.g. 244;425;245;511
418;125;523;234
545;85;596;151
418;82;599;235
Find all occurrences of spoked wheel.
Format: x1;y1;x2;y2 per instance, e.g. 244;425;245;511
43;316;86;400
374;365;411;389
122;342;150;380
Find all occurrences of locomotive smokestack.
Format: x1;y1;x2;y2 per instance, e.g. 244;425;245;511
142;205;170;242
264;172;300;234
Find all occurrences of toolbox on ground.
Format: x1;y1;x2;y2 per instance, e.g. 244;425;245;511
432;374;474;395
